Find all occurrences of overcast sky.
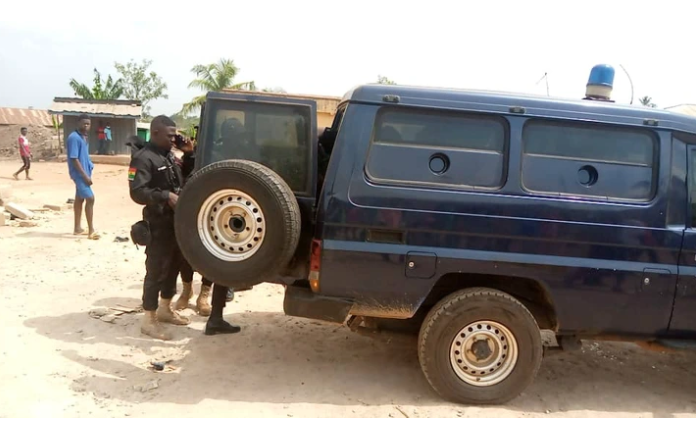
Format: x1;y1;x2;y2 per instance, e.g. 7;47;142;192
0;0;693;116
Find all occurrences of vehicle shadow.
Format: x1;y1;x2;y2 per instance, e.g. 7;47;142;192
24;302;696;415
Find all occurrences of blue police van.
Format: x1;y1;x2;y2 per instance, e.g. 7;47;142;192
175;65;696;404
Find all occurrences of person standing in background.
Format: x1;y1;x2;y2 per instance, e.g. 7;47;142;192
97;121;107;155
67;114;99;240
12;127;32;180
104;123;113;155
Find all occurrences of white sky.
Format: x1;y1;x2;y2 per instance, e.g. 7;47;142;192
0;0;693;116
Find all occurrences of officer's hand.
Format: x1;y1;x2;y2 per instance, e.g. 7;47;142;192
85;177;93;186
168;192;179;208
179;138;194;154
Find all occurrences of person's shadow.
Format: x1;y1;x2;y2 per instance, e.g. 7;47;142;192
23;297;696;415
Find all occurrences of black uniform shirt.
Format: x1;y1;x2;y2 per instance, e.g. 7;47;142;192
128;143;192;225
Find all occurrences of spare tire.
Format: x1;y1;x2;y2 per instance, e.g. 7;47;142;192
175;160;301;288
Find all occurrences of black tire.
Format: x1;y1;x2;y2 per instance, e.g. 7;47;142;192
418;288;542;405
175;160;301;289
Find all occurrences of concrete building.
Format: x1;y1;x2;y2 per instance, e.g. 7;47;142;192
221;90;342;129
48;98;142;155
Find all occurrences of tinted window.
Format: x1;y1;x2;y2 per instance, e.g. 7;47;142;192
522;120;657;201
366;108;508;189
201;100;312;193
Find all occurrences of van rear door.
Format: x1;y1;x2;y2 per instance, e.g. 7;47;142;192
196;91;318;201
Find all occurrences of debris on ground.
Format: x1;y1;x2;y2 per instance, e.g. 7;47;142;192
88;305;142;324
18;220;38;228
5;202;34;220
133;379;159;393
43;204;64;212
113;236;130;243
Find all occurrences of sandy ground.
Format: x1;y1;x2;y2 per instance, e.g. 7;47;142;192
2;159;696;418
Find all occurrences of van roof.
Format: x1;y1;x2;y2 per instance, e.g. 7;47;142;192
342;84;696;135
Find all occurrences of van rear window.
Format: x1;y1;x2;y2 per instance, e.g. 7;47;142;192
200;100;312;193
521;120;657;201
366;108;508;190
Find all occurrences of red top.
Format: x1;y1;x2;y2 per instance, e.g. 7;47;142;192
97;126;106;140
18;136;31;157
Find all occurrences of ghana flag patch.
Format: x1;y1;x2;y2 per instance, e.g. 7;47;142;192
128;167;137;181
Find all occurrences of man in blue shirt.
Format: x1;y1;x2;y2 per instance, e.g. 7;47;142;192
66;114;99;240
104;123;113;155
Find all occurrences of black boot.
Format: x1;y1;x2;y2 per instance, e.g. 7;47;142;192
204;284;241;335
205;317;241;335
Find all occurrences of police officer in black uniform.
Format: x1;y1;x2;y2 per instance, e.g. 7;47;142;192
128;115;193;340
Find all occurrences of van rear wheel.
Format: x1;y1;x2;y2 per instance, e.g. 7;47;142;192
418;288;542;405
175;160;301;289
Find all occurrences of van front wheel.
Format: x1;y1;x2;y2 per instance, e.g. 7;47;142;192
418;288;542;405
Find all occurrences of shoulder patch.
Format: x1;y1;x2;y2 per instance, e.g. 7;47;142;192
128;167;137;181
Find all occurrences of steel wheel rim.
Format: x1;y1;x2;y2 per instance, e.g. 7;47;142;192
197;189;266;262
449;320;519;387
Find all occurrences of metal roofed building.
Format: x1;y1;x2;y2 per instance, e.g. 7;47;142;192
49;98;142;155
0;107;57;127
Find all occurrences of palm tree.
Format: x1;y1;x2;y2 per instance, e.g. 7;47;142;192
181;58;256;115
376;75;396;85
639;96;657;108
69;68;124;100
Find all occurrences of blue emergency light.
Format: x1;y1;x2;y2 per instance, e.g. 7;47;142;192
585;64;615;101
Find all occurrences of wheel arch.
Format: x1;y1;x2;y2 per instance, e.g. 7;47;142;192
420;273;559;332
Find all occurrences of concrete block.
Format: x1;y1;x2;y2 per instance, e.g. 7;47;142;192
5;202;34;220
18;220;37;228
0;213;5;226
0;184;12;206
43;204;64;212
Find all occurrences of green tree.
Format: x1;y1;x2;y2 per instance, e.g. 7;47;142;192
181;58;256;115
376;75;396;85
114;59;168;118
69;68;124;100
639;96;657;108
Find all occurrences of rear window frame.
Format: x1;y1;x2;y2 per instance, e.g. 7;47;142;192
198;98;315;196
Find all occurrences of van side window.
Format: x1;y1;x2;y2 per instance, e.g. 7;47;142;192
366;108;508;189
522;120;657;201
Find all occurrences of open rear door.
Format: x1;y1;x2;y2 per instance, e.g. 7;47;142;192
196;90;318;200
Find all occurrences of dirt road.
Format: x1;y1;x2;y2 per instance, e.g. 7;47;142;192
1;159;696;418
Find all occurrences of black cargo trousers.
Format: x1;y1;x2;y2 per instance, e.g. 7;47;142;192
179;257;213;287
142;219;182;311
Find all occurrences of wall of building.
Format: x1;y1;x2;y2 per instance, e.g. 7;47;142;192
62;116;137;155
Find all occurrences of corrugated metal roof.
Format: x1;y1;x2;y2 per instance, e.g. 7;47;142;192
48;98;141;118
0;107;56;126
665;104;696;117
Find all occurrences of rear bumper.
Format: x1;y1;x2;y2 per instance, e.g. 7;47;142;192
283;285;353;324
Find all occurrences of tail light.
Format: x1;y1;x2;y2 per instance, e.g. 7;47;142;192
309;239;322;293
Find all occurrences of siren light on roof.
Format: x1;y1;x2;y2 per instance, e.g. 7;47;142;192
585;64;615;102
